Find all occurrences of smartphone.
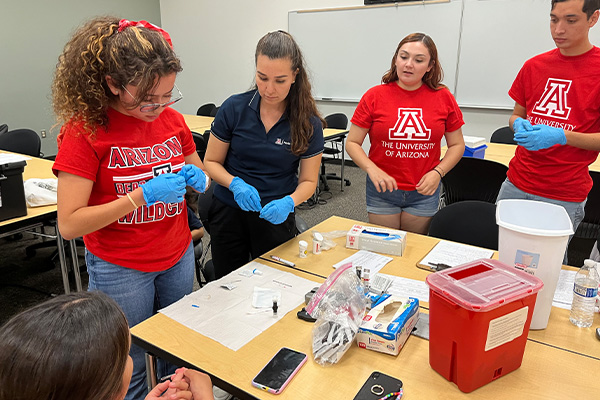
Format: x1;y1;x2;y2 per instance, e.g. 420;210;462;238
353;371;403;400
251;347;307;394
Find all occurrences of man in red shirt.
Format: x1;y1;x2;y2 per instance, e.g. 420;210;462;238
498;0;600;256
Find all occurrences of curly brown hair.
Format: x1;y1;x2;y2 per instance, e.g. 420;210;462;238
254;31;325;156
382;32;445;91
52;16;182;135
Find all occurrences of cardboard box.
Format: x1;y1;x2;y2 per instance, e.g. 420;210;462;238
356;296;419;355
346;224;407;256
0;161;27;222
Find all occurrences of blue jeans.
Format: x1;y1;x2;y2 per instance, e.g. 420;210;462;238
366;175;441;217
496;178;586;263
86;241;194;400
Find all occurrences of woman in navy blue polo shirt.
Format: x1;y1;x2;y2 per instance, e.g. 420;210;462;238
204;31;325;278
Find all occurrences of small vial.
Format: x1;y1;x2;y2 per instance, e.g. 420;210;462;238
362;268;371;291
312;232;323;254
355;265;363;280
298;240;308;258
272;297;279;316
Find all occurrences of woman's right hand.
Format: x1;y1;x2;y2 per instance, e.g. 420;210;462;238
367;166;397;193
141;173;187;205
229;177;262;212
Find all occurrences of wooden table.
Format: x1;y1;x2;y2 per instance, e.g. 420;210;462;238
132;216;600;399
183;114;214;133
0;152;81;293
322;128;349;192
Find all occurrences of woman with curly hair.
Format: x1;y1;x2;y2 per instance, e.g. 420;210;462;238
204;30;324;278
51;16;208;399
346;32;465;235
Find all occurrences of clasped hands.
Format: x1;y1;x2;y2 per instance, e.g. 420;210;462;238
229;177;294;224
512;117;567;151
142;165;208;206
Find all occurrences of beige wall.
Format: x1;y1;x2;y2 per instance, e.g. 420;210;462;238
0;0;162;156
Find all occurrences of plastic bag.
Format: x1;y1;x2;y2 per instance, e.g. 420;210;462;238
306;263;367;365
23;178;57;207
310;229;347;251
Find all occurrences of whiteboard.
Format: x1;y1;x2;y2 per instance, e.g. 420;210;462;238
288;0;463;102
457;0;556;108
290;0;600;109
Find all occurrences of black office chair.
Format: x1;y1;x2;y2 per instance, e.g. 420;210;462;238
567;171;600;266
490;126;517;145
429;201;499;250
441;157;508;207
210;106;220;117
196;103;217;117
320;113;350;192
191;131;207;161
0;128;42;157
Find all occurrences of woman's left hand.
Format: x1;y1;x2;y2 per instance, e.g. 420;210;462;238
179;164;209;193
415;170;441;196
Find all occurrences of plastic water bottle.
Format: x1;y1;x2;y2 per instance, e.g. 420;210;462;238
569;259;600;328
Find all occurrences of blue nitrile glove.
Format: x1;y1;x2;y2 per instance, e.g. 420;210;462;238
512;117;533;133
141;173;186;205
229;177;262;212
259;195;295;225
178;164;207;193
514;124;567;151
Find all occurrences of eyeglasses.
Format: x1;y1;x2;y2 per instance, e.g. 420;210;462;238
121;84;183;113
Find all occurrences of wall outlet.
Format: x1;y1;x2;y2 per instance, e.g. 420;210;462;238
41;130;46;138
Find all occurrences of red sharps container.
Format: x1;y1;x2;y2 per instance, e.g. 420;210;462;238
426;259;543;393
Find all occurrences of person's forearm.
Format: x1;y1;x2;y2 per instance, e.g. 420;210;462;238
564;130;600;151
346;141;380;174
58;187;144;240
204;160;234;188
438;142;464;175
289;179;318;206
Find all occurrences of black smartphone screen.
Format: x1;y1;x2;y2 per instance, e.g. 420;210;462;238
252;348;307;392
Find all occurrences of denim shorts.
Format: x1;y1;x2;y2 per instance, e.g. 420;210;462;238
366;175;441;217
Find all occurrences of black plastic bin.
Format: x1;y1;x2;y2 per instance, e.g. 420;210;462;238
0;160;27;222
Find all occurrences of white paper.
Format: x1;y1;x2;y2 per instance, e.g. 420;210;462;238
419;240;494;270
0;153;30;163
552;269;576;310
159;262;319;351
381;273;430;303
332;249;393;276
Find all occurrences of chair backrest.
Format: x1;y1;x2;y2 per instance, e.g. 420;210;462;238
191;131;206;161
441;157;508;206
324;113;348;130
197;103;217;117
210;106;220;117
429;201;499;250
197;183;214;234
0;124;8;135
0;128;41;157
490;126;516;145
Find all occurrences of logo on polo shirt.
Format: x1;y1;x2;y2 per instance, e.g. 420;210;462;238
275;138;291;146
389;108;431;140
532;78;572;120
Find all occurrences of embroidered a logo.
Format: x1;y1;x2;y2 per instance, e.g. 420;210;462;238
532;78;572;120
389;108;431;140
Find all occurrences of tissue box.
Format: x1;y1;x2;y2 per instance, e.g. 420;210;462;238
356;296;419;355
346;224;407;256
462;135;487;158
